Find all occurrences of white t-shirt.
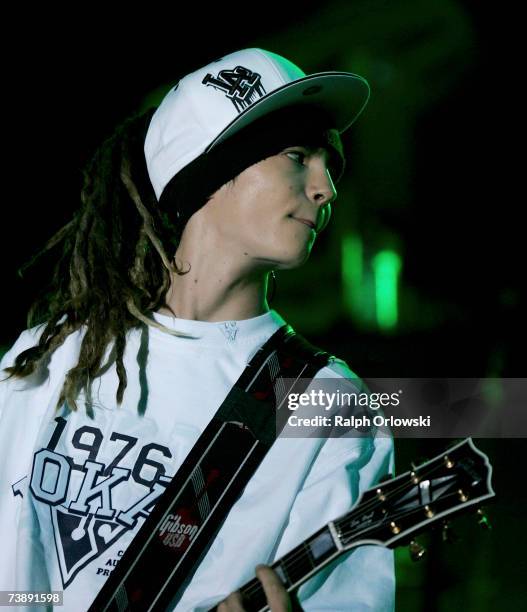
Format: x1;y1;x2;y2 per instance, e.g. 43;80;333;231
0;310;395;611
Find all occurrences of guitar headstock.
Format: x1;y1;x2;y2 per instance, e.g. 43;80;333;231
334;438;495;550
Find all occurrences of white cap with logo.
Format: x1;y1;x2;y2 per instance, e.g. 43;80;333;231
144;48;370;199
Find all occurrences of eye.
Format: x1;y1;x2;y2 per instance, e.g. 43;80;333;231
285;150;306;165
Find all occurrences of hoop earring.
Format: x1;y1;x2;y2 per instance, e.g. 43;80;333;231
268;270;277;304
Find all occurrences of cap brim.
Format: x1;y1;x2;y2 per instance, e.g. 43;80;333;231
205;71;370;153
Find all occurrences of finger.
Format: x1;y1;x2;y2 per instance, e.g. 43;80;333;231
255;564;290;612
217;590;245;612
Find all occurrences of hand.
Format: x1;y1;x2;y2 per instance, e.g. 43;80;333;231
217;564;300;611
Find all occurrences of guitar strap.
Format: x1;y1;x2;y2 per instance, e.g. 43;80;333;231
88;323;331;612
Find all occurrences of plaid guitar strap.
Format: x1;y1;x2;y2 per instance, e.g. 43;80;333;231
88;323;331;611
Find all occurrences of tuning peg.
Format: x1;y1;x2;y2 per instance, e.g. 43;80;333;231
476;508;492;530
457;489;469;502
444;455;455;469
389;521;401;535
441;521;459;543
409;539;427;562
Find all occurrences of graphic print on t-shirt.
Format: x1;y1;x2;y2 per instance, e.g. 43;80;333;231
24;409;185;588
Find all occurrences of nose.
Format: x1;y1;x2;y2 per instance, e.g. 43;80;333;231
306;157;337;207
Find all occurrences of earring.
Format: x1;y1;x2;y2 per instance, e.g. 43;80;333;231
268;270;277;304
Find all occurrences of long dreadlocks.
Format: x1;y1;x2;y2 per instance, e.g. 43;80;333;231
3;102;346;416
3;109;191;413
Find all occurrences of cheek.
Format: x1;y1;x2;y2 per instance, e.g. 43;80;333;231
206;162;308;258
233;186;288;240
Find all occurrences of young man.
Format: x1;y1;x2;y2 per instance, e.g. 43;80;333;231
0;49;395;610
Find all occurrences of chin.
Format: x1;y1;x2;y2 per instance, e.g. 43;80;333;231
255;233;315;269
276;246;313;270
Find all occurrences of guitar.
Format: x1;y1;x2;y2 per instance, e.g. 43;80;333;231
209;437;495;611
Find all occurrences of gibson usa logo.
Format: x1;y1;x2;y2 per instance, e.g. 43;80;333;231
158;513;199;550
202;65;266;112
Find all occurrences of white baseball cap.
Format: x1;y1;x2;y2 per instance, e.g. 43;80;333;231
144;47;370;200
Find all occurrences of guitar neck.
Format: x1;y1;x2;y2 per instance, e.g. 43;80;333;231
233;524;344;611
208;438;495;612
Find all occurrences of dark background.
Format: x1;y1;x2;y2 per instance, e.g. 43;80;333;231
1;1;524;609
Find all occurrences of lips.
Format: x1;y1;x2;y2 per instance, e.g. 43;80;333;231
292;217;316;230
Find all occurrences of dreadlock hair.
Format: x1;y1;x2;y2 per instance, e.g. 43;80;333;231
3;108;194;414
4;103;347;415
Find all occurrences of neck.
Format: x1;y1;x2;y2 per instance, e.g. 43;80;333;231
159;224;272;322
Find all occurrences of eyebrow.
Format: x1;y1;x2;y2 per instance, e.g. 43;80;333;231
293;145;331;162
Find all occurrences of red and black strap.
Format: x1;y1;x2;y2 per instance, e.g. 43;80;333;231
88;324;330;611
